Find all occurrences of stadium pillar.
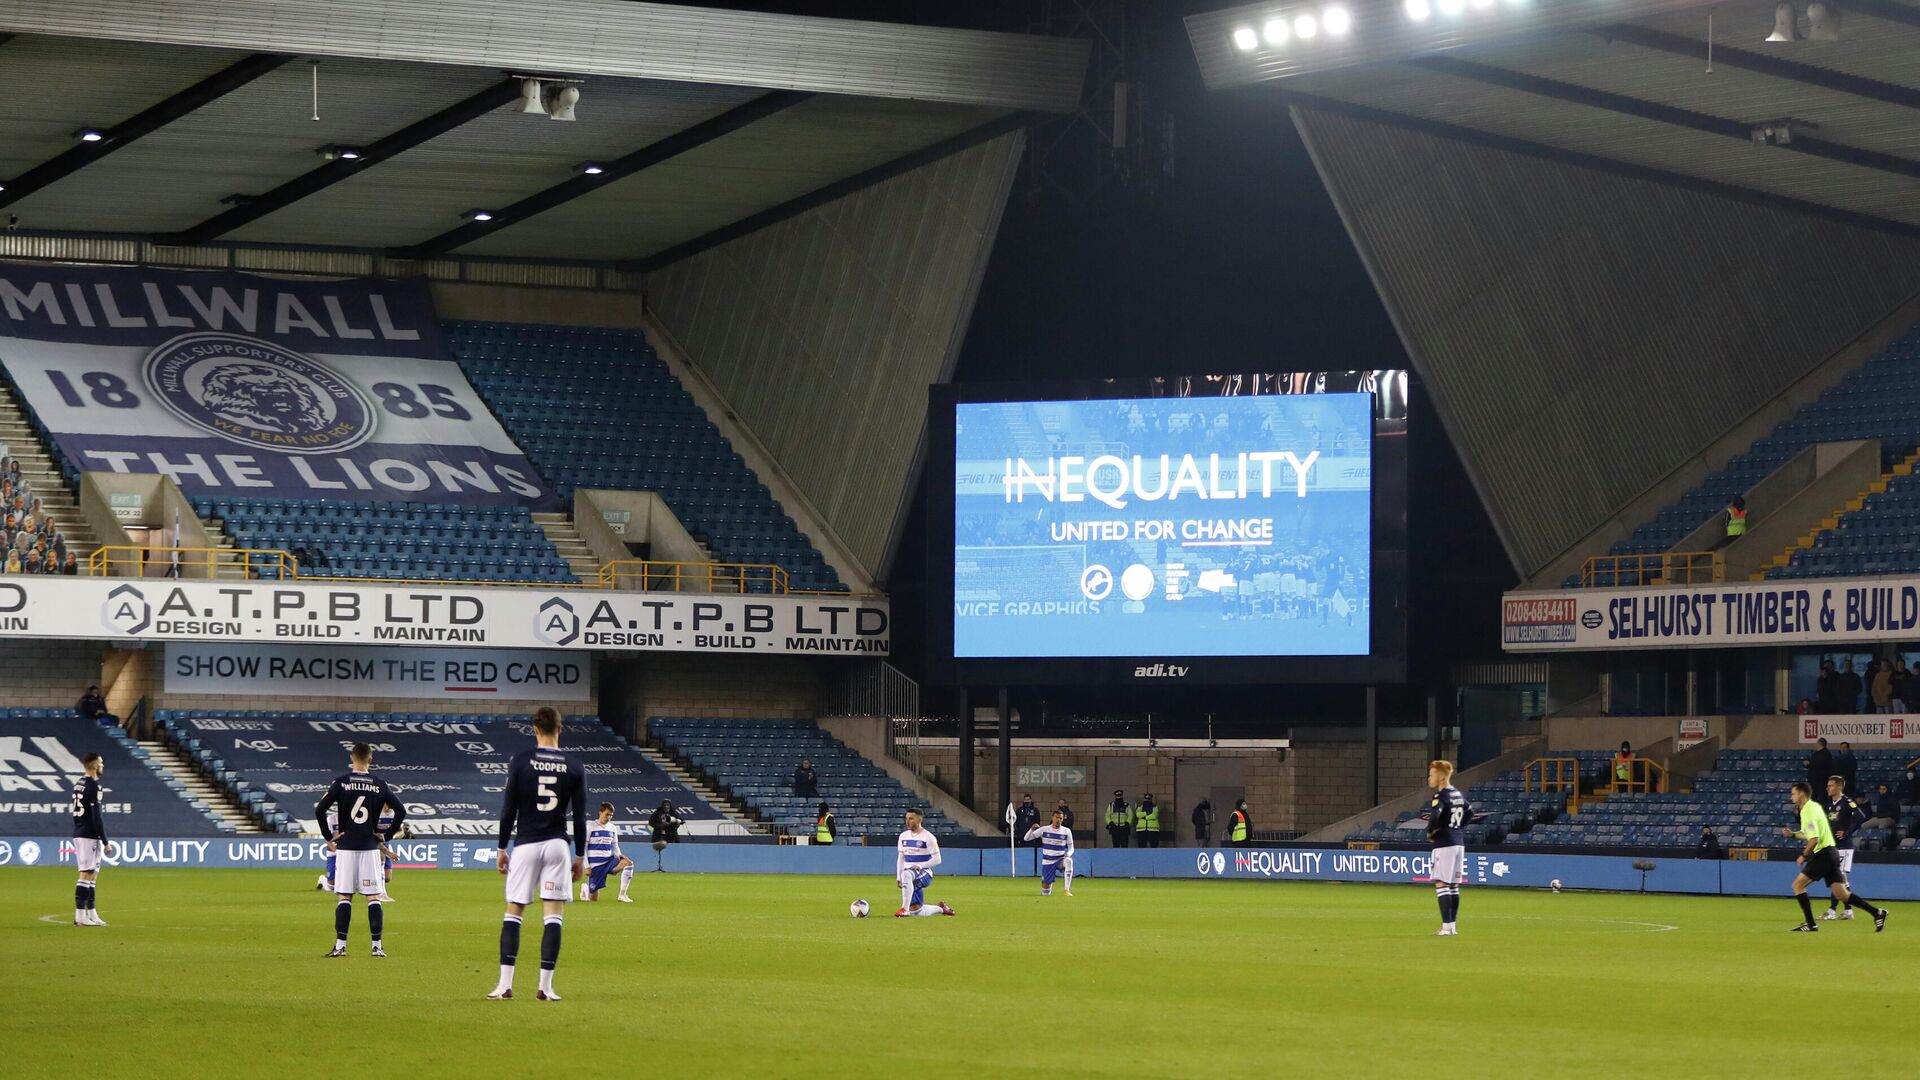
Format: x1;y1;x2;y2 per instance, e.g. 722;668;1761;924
957;687;974;812
1425;692;1440;765
997;687;1012;834
1365;687;1379;807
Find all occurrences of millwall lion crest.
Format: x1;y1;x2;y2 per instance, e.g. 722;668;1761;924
144;332;375;453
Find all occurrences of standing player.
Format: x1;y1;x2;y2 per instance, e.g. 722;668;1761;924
488;707;587;1001
1822;775;1865;921
1023;807;1075;897
1784;781;1887;932
313;743;406;957
895;808;954;917
1424;759;1469;937
581;802;634;903
69;751;113;927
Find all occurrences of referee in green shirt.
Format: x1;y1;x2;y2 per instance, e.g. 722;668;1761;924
1784;782;1888;932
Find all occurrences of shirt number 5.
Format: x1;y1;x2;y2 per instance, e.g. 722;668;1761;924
536;774;559;812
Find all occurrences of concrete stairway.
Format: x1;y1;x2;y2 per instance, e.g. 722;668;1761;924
639;741;777;836
0;383;98;564
140;738;270;834
534;512;599;582
1756;447;1920;579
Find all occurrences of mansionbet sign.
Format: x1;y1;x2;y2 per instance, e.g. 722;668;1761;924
0;576;887;656
1799;714;1911;745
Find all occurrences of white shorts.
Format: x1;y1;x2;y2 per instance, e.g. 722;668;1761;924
1430;845;1466;886
72;838;103;873
1838;849;1855;875
334;849;385;896
505;838;574;905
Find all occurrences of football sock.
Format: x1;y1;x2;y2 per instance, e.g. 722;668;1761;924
75;881;90;911
367;900;383;943
619;867;633;897
913;904;943;917
1448;887;1462;923
1845;893;1883;918
1796;893;1816;925
900;883;915;910
335;898;353;945
540;914;563;971
538;968;555;995
1063;868;1073;891
499;914;522;966
1434;888;1448;922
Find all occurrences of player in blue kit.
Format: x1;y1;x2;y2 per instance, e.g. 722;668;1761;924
313;743;406;957
70;752;113;926
1424;759;1470;937
1022;808;1075;897
581;802;634;903
488;707;587;1001
1822;776;1866;921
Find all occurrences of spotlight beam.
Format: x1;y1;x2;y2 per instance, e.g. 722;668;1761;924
0;53;288;211
157;77;526;247
388;90;811;259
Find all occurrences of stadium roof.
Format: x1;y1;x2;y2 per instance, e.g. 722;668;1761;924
1187;0;1920;235
0;0;1088;266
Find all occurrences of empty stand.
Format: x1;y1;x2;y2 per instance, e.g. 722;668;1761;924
155;711;730;835
194;497;575;583
0;711;241;835
650;717;968;837
1585;326;1920;584
448;322;844;592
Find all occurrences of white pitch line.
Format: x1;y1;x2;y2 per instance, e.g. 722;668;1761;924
1481;914;1680;933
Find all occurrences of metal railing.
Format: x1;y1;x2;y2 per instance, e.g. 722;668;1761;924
1524;756;1583;812
825;661;921;719
1609;756;1667;794
1581;551;1723;588
596;559;789;594
89;545;296;580
90;547;820;595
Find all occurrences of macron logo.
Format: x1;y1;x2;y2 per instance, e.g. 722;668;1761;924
1133;663;1189;679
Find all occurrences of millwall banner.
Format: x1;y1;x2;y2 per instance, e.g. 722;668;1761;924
0;575;887;656
1502;575;1920;652
0;263;554;507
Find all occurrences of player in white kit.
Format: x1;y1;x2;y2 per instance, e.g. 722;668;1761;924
895;808;954;917
1023;808;1075;897
581;802;634;903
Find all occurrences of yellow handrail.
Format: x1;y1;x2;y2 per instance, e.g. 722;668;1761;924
596;559;788;595
1581;551;1723;588
1524;756;1582;813
88;545;296;581
1609;756;1667;795
89;546;821;595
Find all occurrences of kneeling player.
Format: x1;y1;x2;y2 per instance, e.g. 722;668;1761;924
1023;808;1075;897
1784;781;1887;933
895;808;953;917
581;802;634;903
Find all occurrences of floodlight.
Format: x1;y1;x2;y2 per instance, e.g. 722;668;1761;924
1232;26;1260;50
1766;2;1800;40
516;78;547;115
1264;17;1291;45
1323;6;1353;35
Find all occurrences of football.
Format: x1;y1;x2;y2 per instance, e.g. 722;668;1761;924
850;899;870;918
1550;879;1563;893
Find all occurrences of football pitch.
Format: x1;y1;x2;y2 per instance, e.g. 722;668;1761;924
1;869;1909;1079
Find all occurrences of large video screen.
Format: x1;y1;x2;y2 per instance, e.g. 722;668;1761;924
954;394;1372;658
928;372;1407;685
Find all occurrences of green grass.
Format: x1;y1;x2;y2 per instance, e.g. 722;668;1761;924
1;868;1909;1078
